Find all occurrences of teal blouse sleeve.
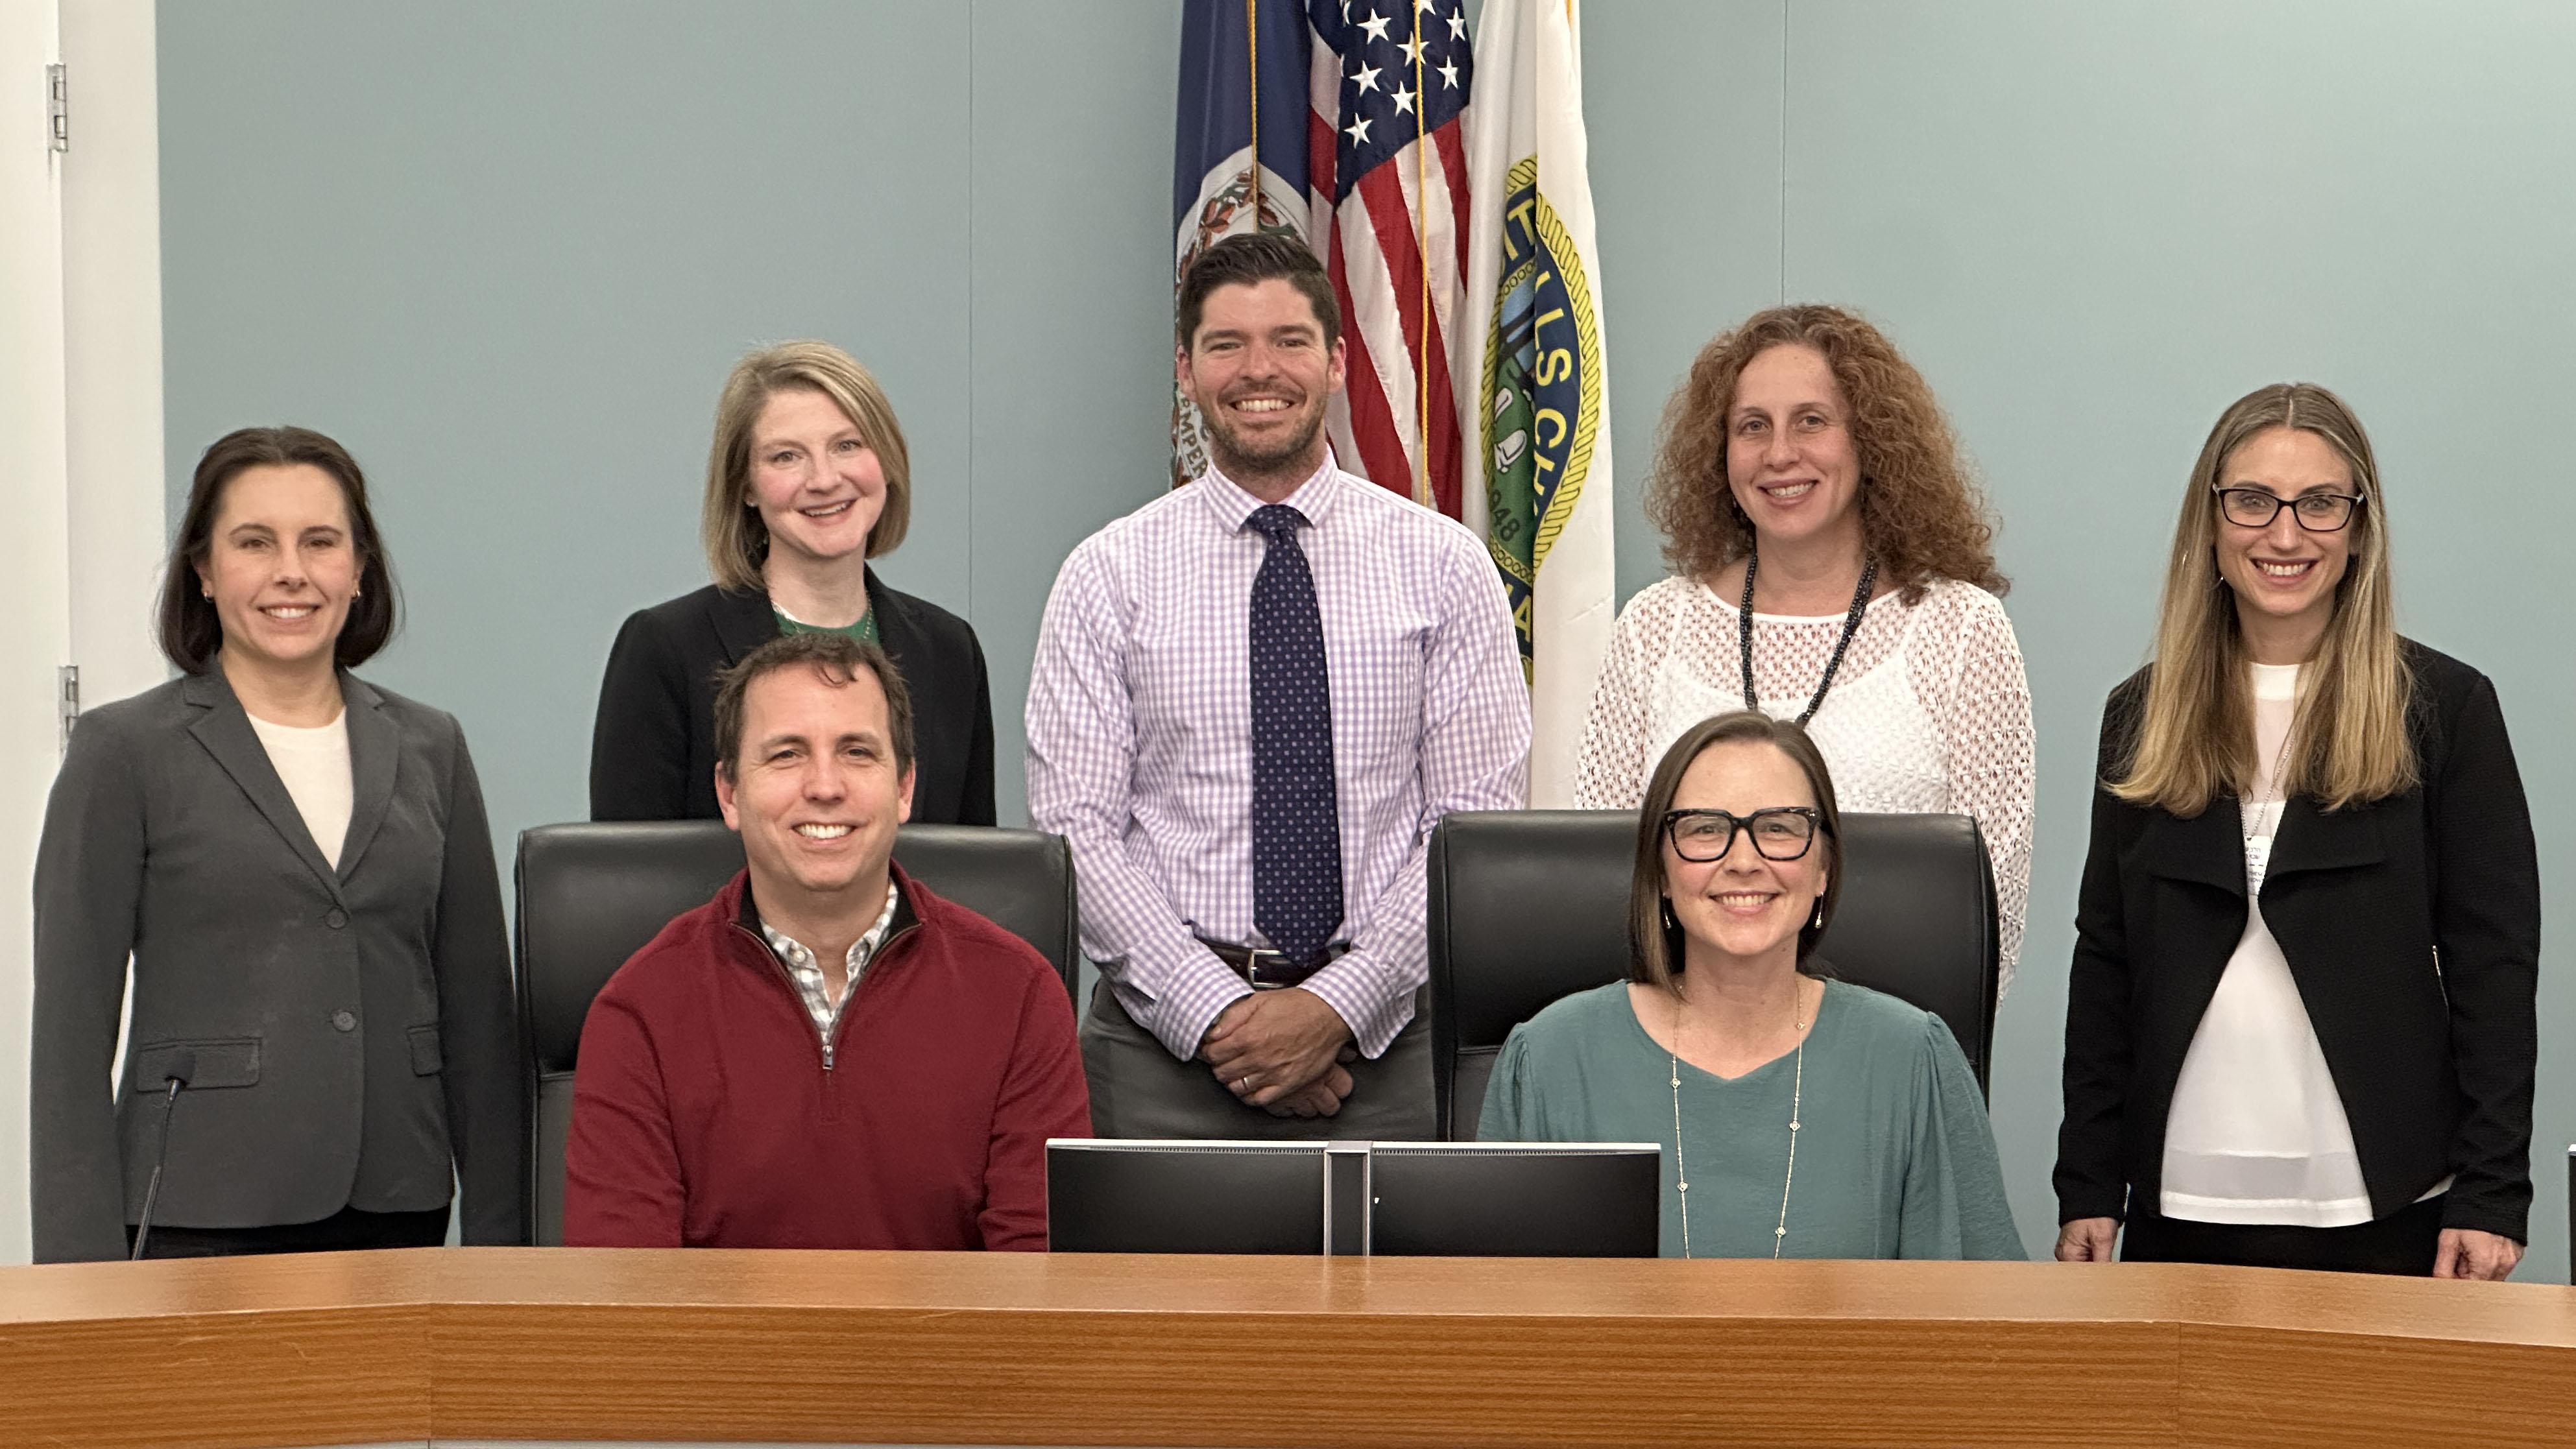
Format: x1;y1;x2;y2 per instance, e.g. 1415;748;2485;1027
1897;1012;2028;1261
1474;1025;1534;1141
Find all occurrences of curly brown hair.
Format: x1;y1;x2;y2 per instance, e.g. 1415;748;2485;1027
1644;304;2006;601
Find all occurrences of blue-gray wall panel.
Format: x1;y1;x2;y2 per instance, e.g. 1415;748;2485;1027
156;0;2576;1276
159;0;975;855
1785;0;2576;1269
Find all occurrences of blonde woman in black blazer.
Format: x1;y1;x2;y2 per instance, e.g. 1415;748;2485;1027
588;341;994;825
2054;385;2536;1278
30;428;524;1261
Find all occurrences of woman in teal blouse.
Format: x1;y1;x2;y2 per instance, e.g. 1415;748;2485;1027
1478;710;2022;1260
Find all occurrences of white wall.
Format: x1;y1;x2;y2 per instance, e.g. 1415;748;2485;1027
61;0;167;711
0;0;73;1265
0;0;167;1265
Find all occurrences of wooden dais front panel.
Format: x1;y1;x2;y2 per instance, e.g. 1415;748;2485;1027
3;1248;2574;1448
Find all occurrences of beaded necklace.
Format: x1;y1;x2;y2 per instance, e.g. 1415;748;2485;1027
1737;549;1879;726
1669;979;1810;1259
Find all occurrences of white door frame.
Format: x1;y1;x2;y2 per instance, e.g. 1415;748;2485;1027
0;0;166;1265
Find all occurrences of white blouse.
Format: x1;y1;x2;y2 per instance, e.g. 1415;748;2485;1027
2158;662;2374;1227
247;710;354;869
1572;574;2035;990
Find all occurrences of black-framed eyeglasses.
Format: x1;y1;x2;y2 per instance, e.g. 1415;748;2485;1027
2213;486;2364;533
1661;807;1822;863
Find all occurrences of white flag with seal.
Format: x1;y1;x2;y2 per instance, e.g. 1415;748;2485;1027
1455;0;1616;808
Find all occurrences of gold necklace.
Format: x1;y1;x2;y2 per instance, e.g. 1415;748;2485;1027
1670;977;1809;1259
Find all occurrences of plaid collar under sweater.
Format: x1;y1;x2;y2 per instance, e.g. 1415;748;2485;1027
755;880;902;1048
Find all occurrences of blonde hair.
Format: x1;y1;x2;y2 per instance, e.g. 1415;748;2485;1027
703;341;912;592
2112;383;2414;815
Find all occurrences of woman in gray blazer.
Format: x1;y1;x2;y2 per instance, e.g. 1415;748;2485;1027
31;427;525;1260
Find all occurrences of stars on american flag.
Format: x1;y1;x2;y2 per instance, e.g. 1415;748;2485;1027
1322;0;1473;203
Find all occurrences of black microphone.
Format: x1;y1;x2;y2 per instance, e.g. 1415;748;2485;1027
129;1048;197;1262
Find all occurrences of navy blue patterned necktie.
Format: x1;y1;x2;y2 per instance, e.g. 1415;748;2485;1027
1246;503;1344;968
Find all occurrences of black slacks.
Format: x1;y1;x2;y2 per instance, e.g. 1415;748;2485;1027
128;1204;451;1258
2120;1195;2445;1276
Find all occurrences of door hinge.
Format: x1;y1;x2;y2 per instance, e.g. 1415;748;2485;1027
47;64;68;153
59;665;79;754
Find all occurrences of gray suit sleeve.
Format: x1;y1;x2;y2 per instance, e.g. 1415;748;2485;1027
30;712;149;1262
430;728;527;1244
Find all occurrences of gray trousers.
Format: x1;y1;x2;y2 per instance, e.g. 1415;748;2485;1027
1079;977;1436;1140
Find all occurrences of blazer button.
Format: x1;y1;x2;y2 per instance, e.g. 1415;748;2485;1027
332;1010;357;1032
325;908;349;929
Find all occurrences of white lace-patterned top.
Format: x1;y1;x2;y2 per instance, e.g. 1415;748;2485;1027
1572;574;2034;992
2158;662;2385;1226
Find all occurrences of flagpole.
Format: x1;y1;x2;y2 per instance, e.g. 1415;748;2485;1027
1412;2;1431;507
1244;0;1260;217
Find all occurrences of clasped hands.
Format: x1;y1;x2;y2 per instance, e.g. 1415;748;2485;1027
1199;988;1358;1118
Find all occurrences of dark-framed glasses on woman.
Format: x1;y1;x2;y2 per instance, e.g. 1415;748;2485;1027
1663;806;1821;863
2213;486;2363;532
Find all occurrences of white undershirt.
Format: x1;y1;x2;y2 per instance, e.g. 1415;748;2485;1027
247;710;354;869
2160;662;2376;1226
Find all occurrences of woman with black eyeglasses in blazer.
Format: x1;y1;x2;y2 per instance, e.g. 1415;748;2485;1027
2055;383;2536;1278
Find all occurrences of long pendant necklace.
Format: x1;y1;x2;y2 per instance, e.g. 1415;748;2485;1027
1737;548;1879;726
1670;980;1809;1259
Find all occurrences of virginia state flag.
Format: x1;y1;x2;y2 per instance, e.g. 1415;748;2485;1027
1172;0;1315;486
1456;0;1617;807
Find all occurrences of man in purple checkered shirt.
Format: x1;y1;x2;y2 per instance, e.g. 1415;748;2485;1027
1027;234;1529;1138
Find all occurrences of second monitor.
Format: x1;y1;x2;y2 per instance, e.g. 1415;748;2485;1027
1046;1139;1659;1256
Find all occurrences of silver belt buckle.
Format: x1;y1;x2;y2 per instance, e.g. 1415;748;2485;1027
1243;945;1293;989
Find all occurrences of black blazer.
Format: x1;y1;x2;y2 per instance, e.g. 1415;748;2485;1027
588;571;995;825
31;671;525;1261
2055;641;2538;1242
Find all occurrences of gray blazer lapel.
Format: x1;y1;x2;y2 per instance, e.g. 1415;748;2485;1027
182;671;346;904
337;675;399;880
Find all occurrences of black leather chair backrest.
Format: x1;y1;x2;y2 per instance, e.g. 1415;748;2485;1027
1429;809;1999;1140
515;819;1080;1243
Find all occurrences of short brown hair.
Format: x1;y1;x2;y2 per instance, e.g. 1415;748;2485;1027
703;342;913;593
1627;711;1843;991
1176;232;1340;352
159;427;398;673
1646;304;2006;602
712;631;915;780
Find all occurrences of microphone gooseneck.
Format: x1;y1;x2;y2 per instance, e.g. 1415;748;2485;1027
129;1048;198;1262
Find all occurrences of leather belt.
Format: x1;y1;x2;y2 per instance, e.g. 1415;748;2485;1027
1195;936;1347;990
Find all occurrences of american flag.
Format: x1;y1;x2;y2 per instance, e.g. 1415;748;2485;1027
1308;0;1473;516
1172;1;1473;516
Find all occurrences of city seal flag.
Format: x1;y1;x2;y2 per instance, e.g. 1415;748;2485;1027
1456;0;1615;808
1483;154;1604;666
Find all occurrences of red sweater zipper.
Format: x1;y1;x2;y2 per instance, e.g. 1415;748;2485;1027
732;919;919;1073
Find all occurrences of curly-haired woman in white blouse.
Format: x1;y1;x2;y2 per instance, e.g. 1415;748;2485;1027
1574;305;2034;990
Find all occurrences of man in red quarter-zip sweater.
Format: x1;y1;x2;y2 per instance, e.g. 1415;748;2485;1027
564;632;1089;1249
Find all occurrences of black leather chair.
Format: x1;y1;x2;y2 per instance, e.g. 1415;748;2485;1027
515;819;1081;1244
1428;809;1999;1140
